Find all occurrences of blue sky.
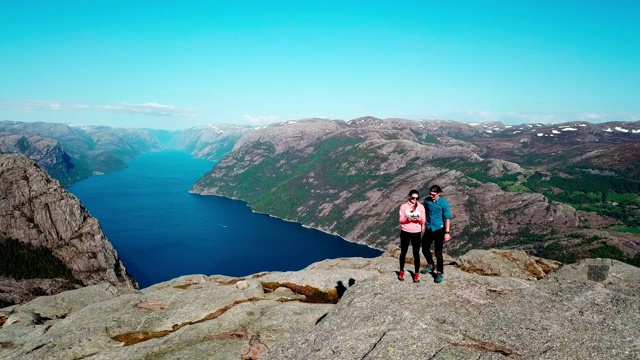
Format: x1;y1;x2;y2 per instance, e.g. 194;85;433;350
1;1;639;130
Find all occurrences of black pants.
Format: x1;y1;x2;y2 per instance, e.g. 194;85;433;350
399;230;421;273
422;228;444;273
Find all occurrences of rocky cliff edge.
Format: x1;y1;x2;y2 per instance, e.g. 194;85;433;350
1;249;638;360
0;154;137;306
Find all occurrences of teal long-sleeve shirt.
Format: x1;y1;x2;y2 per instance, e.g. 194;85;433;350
423;196;451;231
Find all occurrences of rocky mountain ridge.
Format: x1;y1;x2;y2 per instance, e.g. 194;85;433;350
1;249;638;359
2;118;638;275
462;120;640;178
191;118;637;264
0;121;163;185
1;118;638;358
167;124;253;161
0;154;137;306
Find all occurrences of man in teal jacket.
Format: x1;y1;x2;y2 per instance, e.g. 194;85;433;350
420;185;452;283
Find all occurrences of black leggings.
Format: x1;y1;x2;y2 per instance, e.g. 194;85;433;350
422;228;444;273
399;230;421;273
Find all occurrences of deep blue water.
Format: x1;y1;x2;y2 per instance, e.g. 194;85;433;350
67;150;381;288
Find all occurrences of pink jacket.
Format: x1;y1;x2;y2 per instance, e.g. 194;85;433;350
399;201;426;233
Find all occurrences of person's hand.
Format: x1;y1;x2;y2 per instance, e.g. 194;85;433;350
444;233;451;242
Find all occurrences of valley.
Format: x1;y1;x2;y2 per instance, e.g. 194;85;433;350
2;118;639;282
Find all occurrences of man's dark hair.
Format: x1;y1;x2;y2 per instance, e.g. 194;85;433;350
430;185;442;193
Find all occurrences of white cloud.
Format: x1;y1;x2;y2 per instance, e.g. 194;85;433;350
99;102;197;117
434;110;640;126
577;113;604;121
502;112;560;124
0;99;61;112
575;112;640;123
0;99;198;117
443;110;496;122
497;111;640;125
442;110;562;125
242;114;280;125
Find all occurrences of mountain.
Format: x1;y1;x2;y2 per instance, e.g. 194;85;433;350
1;118;638;358
0;154;137;307
1;249;638;359
2;118;638;266
0;121;163;186
0;133;73;183
0;121;255;186
166;124;253;161
466;121;640;178
191;117;640;265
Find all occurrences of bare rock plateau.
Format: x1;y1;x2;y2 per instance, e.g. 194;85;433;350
1;249;638;359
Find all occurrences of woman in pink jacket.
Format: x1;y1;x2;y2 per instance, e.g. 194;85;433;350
398;189;426;283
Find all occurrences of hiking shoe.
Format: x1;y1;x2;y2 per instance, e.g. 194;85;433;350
413;273;420;283
420;264;434;274
435;272;444;283
398;270;405;281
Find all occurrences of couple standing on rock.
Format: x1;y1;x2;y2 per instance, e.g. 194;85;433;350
398;185;452;283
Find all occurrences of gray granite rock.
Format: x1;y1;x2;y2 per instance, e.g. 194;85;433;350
1;251;638;360
264;255;639;360
455;249;561;280
0;154;137;306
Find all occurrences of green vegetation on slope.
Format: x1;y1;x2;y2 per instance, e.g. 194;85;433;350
410;130;439;144
436;155;640;227
429;157;522;192
249;137;404;238
449;194;492;256
610;226;640;234
196;131;639;262
542;243;579;264
533;233;640;267
201;137;428;247
525;170;640;226
0;238;77;281
435;159;639;261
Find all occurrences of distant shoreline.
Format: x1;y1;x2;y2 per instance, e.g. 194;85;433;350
189;190;384;253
